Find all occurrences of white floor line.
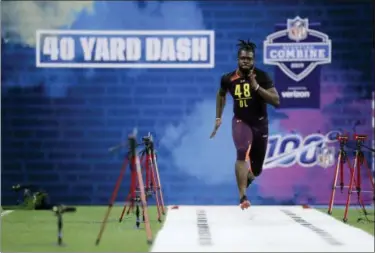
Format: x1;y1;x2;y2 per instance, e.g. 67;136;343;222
1;210;14;217
151;206;374;252
150;206;173;252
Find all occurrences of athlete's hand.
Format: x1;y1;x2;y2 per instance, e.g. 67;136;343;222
210;118;222;139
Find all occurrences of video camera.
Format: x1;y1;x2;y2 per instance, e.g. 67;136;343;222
12;184;51;210
142;134;154;148
354;134;367;143
52;205;77;215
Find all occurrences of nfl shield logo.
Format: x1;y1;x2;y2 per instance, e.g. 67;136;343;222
288;17;308;41
316;146;336;169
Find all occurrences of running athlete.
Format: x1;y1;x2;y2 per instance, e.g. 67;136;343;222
210;40;280;210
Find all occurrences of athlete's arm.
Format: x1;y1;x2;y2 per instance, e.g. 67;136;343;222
216;76;227;118
251;72;280;108
256;86;280;108
210;76;227;138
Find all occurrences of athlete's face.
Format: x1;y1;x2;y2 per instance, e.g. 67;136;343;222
238;50;254;73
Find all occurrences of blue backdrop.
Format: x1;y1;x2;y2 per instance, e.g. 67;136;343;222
2;0;374;206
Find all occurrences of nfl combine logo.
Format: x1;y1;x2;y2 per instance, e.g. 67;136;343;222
263;16;332;82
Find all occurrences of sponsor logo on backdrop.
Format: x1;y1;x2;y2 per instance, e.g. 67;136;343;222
36;30;215;68
263;16;332;108
264;131;338;170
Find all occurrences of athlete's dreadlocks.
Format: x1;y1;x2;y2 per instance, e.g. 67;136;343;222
237;39;256;56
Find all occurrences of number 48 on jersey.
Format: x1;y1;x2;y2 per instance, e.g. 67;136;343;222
234;83;251;108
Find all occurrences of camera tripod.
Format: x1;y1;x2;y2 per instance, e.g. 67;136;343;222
95;130;163;245
52;205;77;246
343;134;374;222
328;134;366;214
118;134;165;226
328;134;374;222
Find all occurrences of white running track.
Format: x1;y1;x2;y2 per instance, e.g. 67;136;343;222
151;206;374;252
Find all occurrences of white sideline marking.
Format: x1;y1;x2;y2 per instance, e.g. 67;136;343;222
1;210;13;217
151;205;374;252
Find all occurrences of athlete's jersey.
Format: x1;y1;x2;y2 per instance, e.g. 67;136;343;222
219;68;274;125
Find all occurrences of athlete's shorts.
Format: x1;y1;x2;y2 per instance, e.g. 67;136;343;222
231;116;268;176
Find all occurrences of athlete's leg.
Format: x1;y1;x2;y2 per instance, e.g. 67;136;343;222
232;117;253;208
247;124;268;187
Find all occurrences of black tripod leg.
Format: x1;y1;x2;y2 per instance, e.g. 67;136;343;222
57;213;63;246
135;202;140;229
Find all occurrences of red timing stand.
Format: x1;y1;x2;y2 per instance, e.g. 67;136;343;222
343;134;374;222
118;134;165;226
328;134;374;222
95;131;164;245
328;134;353;214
